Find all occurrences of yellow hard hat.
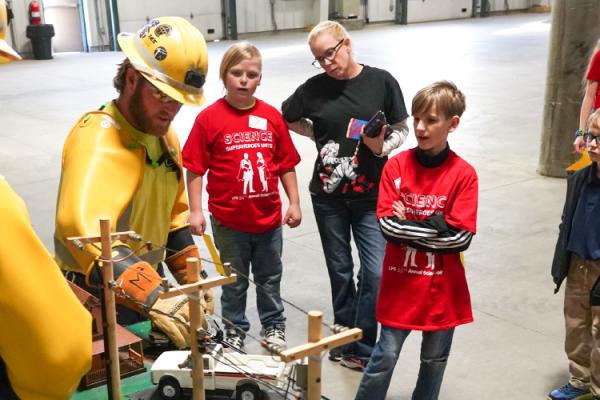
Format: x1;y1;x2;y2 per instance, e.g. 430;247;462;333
118;17;208;106
0;0;21;62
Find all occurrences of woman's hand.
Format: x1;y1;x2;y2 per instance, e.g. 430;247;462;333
361;124;387;155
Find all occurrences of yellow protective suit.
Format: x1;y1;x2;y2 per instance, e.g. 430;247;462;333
54;102;189;274
0;176;91;400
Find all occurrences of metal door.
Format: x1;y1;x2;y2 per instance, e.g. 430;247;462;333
43;0;84;52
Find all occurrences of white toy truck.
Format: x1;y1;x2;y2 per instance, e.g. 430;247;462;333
151;344;291;400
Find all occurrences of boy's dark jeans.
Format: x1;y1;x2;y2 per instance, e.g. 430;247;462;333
355;325;455;400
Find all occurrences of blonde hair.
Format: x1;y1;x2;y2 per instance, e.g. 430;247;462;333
219;42;262;83
412;80;466;119
308;20;349;45
588;108;600;131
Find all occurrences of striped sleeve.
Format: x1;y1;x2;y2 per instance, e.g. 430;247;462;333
379;214;474;252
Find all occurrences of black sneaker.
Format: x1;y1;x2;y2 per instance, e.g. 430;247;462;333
224;328;244;350
262;326;287;349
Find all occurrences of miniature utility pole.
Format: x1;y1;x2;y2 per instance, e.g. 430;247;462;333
68;218;127;399
159;258;237;400
188;257;205;400
275;312;362;400
99;218;121;400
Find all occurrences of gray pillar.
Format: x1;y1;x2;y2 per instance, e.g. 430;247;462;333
538;0;600;177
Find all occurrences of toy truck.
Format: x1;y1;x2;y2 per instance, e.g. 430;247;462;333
151;344;291;400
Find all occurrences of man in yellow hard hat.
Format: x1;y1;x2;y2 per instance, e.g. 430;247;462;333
0;2;92;399
54;17;213;349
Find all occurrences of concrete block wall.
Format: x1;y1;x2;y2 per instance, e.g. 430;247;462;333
3;0;553;57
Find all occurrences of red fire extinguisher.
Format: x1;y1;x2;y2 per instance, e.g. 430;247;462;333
29;1;41;25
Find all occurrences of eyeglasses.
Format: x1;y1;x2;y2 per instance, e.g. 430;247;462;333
147;82;180;104
311;39;345;69
586;133;600;148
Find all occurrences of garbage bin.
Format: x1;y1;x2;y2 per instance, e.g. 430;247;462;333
26;24;54;60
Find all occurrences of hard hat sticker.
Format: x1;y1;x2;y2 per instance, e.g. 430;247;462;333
155;25;172;37
154;46;167;61
139;19;160;39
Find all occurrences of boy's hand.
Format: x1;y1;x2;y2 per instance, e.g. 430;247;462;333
361;124;387;155
392;200;406;220
283;204;302;228
573;136;586;154
188;210;206;236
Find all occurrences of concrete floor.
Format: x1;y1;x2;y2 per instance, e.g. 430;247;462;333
0;12;572;399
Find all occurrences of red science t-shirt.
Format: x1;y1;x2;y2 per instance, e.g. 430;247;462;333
183;98;300;233
376;148;478;330
586;50;600;109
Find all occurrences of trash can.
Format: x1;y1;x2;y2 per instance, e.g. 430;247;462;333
26;24;54;60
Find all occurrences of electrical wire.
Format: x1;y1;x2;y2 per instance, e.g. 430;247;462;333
72;233;355;397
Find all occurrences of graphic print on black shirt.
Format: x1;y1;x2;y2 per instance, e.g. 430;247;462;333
318;140;375;194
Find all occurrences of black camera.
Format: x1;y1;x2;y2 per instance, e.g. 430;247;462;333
363;110;392;138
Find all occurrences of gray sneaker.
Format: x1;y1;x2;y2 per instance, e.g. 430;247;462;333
224;328;244;350
262;326;286;349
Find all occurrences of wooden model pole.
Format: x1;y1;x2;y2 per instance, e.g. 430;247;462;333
99;218;121;400
307;311;323;400
158;270;237;399
276;320;362;397
187;257;205;400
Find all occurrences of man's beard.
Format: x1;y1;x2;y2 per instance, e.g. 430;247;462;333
128;82;170;137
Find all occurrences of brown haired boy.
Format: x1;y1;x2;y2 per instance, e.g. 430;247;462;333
355;80;478;400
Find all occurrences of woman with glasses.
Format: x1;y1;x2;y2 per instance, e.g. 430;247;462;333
282;20;409;371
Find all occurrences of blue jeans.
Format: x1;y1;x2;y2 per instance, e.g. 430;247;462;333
211;217;286;334
311;194;385;359
355;325;455;400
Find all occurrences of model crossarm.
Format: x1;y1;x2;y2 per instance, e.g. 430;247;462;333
158;275;238;300
277;328;363;363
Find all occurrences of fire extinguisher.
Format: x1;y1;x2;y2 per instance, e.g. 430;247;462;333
28;0;41;25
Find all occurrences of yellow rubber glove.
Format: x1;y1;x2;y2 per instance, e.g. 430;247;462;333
149;294;209;349
202;288;215;315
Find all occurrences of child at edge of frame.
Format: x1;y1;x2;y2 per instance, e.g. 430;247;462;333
354;80;478;400
182;41;302;352
547;108;600;400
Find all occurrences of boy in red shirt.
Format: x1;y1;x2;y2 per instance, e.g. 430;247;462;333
355;81;478;400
